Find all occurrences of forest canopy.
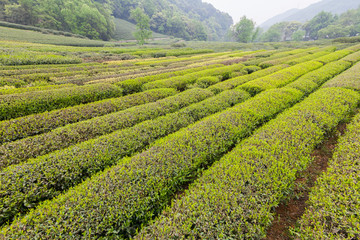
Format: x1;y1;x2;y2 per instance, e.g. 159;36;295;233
0;0;233;41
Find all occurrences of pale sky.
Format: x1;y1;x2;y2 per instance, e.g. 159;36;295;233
203;0;322;25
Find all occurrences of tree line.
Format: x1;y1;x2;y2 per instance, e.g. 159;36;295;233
0;0;232;41
231;6;360;43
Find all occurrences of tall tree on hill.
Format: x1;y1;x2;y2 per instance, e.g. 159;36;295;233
231;16;257;43
130;7;152;45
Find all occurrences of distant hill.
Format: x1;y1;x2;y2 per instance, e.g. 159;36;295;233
0;0;232;41
260;0;360;29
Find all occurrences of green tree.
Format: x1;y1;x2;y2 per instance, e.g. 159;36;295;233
260;22;287;42
292;29;305;41
130;7;152;45
304;11;336;40
231;16;256;43
318;25;350;39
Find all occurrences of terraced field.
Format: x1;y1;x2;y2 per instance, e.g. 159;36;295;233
0;40;360;239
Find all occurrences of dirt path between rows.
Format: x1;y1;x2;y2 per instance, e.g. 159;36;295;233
265;121;349;240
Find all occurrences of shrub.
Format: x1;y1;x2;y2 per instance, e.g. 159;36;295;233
341;50;360;64
0;88;210;167
0;83;123;120
0;88;177;144
259;52;310;68
116;64;223;95
0;88;303;238
314;49;353;64
137;88;360;239
239;60;323;95
142;63;245;91
0;84;75;95
322;61;360;91
208;64;289;94
294;112;360;239
287;60;352;94
189;76;221;89
286;50;334;65
0;89;250;226
244;48;313;66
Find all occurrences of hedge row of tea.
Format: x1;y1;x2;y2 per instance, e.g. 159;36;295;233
0;88;249;226
294;112;360;239
137;88;360;239
323;61;360;91
140;63;246;91
0;83;123;120
0;88;212;167
115;64;224;94
1;42;360;239
239;60;323;95
0;87;304;238
0;89;177;143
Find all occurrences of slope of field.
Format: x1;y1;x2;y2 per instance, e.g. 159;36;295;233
0;39;359;239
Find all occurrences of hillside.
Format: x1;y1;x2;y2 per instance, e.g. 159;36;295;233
0;0;232;41
260;0;360;29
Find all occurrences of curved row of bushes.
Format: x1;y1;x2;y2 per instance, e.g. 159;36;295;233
0;88;176;144
0;87;304;238
0;88;250;226
285;50;334;65
208;64;289;94
322;61;360;91
142;63;246;91
239;60;323;95
115;64;224;94
287;60;352;94
0;88;211;168
0;84;75;95
294;112;360;239
315;49;354;64
259;51;311;68
137;87;360;239
0;83;123;120
244;48;312;66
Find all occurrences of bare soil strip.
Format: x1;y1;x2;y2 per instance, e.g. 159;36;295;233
265;120;350;240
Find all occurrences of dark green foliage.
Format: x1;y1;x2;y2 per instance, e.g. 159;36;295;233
295;112;360;239
0;89;249;227
261;21;302;42
322;61;360;91
231;16;257;43
130;7;152;45
319;7;360;39
1;0;114;40
143;63;245;91
0;88;177;144
0;88;303;239
0;83;123;120
116;64;223;95
138;88;360;239
0;88;211;167
208;64;289;94
287;60;352;94
239;60;323;95
315;49;354;64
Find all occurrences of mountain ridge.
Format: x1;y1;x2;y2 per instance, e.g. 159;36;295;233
260;0;360;29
